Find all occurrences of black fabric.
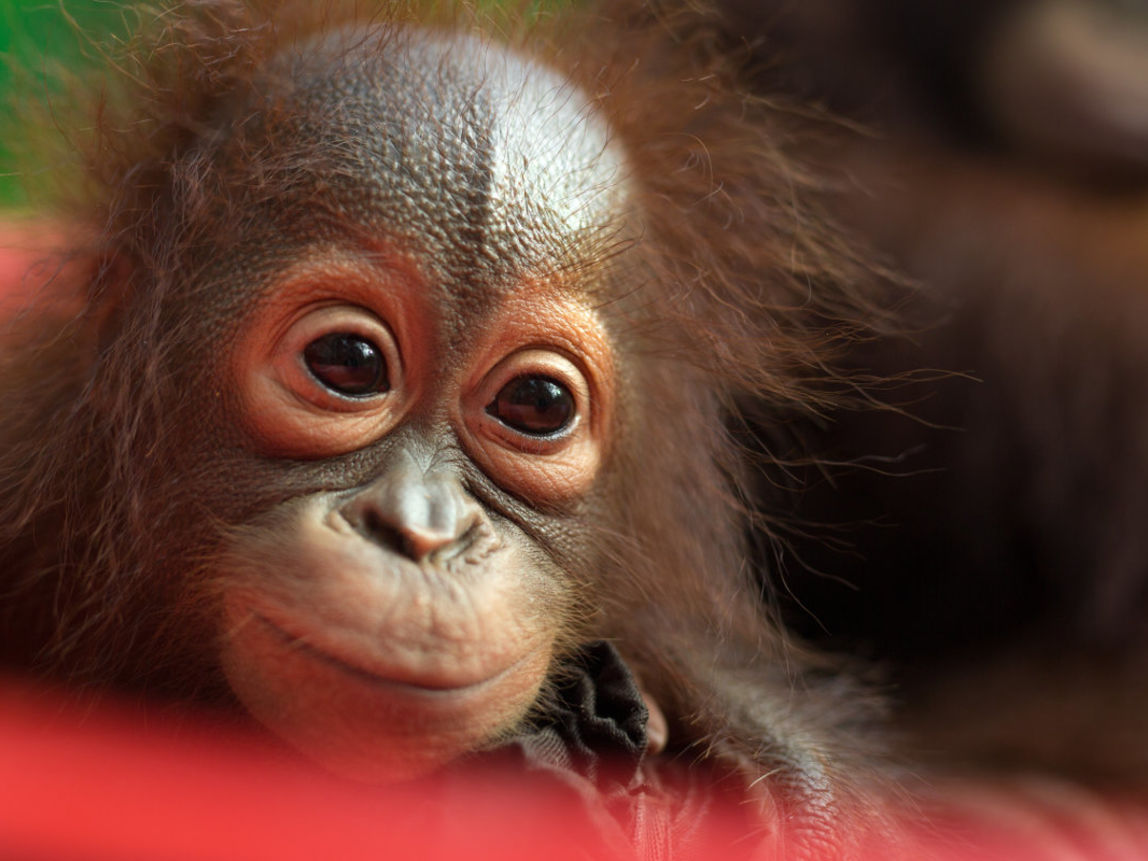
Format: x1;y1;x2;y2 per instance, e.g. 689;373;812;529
436;642;753;861
510;640;649;791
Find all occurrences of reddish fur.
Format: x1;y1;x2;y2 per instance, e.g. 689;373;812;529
0;0;906;848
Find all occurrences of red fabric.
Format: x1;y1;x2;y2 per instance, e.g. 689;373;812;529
0;222;63;306
3;677;1148;860
0;680;619;861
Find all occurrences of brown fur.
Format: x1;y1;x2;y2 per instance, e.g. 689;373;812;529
0;0;910;847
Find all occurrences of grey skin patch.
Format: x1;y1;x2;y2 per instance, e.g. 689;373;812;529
253;25;632;328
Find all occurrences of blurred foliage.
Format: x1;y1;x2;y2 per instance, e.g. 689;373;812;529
0;1;131;209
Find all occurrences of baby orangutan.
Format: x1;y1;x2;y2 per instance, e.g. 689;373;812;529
0;3;890;842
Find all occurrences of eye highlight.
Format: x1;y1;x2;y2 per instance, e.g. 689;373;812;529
458;342;609;505
486;375;574;437
266;303;401;414
304;332;388;397
237;297;411;459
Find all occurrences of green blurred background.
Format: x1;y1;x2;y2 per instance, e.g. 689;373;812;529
0;0;130;208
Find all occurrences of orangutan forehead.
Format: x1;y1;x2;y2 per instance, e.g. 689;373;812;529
256;26;631;308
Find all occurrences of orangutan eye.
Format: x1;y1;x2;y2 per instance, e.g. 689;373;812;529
303;333;389;397
486;375;575;436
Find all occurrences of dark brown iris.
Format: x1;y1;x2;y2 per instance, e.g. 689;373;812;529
487;376;575;436
303;333;388;397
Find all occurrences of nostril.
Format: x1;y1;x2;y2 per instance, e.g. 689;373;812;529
355;507;416;559
340;468;478;562
437;520;481;564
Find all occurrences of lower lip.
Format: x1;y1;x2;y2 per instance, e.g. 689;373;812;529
253;612;502;698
